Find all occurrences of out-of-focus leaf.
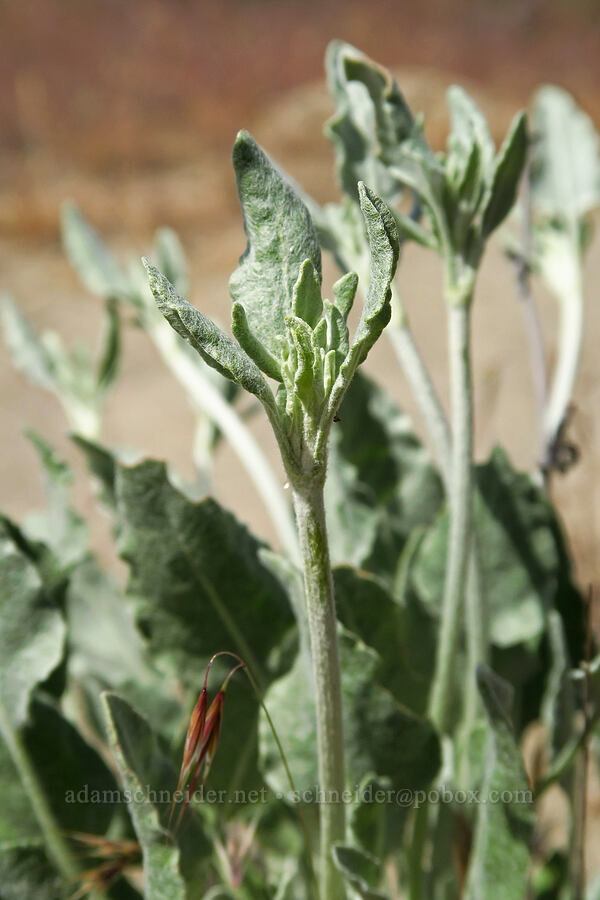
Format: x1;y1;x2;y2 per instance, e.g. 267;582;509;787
541;611;576;758
1;296;57;392
530;850;568;899
71;434;117;508
22;431;87;570
0;521;65;730
113;457;294;804
1;296;109;438
230;131;322;358
348;774;403;860
531;86;600;227
587;870;600;900
412;447;566;650
259;627;440;800
61;203;131;302
114;458;293;684
0;698;119;846
102;694;191;900
464;666;534;900
154;227;189;297
447;86;496;184
325;40;429;208
340;184;398;369
0;843;64;900
331;844;388;899
333;566;434;715
96;298;121;392
481;112;528;237
325;371;443;578
66;558;155;691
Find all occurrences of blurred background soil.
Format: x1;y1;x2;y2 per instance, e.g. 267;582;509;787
0;0;599;598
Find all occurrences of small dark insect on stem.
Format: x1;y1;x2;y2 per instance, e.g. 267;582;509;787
542;403;580;486
571;585;594;898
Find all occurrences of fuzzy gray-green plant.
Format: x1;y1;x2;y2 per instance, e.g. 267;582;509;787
0;41;598;900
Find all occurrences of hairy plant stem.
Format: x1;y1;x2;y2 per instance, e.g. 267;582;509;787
461;537;487;735
543;273;584;459
292;482;346;900
388;293;452;484
0;701;79;884
150;317;299;562
408;801;430;900
429;298;474;734
389;292;486;729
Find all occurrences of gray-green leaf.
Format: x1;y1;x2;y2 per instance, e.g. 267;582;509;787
349;184;398;361
325;371;443;580
102;694;187;900
229;131;322;358
145;260;275;408
447;86;495;181
61;203;131;301
464;666;534;900
0;698;119;845
412;447;562;651
531;86;600;226
259;627;440;799
231;302;283;381
481;111;528;237
154;227;189;297
332;844;388;899
23;431;88;570
0;521;65;730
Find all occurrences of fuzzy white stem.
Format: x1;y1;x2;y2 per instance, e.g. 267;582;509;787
292;485;346;900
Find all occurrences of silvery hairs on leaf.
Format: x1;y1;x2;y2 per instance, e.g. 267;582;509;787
332;183;399;405
144;259;275;412
229;130;322;361
531;85;600;227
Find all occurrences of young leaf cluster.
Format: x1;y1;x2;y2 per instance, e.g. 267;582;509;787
147;131;399;486
321;41;528;300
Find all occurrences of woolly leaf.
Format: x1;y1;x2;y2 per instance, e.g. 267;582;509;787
259;627;440;800
154;227;189;297
481;112;528;237
332;271;359;320
0;698;119;844
447;86;495;183
464;666;534;900
230;131;322;357
531;86;600;225
231;302;282;382
292;259;323;328
332;844;388;899
61;203;130;301
325;372;443;581
145;260;275;408
114;458;293;684
0;521;65;730
285;315;316;404
102;694;188;900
